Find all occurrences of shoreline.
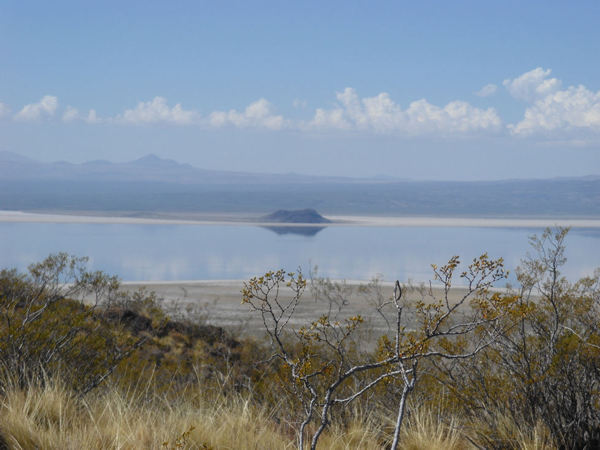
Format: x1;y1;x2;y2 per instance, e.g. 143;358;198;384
2;210;600;228
121;278;508;289
116;279;509;336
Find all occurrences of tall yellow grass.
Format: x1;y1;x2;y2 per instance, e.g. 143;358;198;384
0;376;556;449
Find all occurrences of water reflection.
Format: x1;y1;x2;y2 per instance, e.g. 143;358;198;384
0;223;598;283
262;226;326;237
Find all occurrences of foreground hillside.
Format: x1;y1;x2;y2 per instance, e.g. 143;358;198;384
0;228;598;448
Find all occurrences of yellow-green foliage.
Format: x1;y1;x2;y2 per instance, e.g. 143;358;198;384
0;278;139;392
424;228;600;449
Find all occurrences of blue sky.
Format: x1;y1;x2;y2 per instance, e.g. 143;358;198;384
1;1;599;180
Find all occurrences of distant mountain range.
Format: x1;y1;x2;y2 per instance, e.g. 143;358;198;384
1;151;599;217
0;151;375;185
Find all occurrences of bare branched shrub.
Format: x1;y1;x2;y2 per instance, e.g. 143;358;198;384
243;254;517;449
309;266;354;319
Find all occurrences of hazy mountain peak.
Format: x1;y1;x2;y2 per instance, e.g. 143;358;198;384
83;159;111;165
132;154;177;165
0;151;35;163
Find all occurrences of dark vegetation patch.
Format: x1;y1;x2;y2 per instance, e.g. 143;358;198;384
0;257;265;399
262;208;331;223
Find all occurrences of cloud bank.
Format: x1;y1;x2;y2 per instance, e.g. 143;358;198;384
5;68;600;141
307;88;501;135
62;106;102;124
117;97;199;125
475;84;497;97
503;68;561;102
14;95;58;121
209;98;286;130
505;67;600;136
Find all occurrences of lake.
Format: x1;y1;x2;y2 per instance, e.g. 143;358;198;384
0;222;598;285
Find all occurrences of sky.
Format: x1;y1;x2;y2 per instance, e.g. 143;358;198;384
1;0;599;180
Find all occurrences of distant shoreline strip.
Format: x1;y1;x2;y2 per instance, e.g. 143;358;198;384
0;210;599;229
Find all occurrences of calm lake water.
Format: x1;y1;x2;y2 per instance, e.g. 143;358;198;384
0;223;598;284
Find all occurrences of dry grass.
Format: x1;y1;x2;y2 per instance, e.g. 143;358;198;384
0;377;381;449
0;379;282;449
0;376;557;449
467;412;557;450
398;410;467;450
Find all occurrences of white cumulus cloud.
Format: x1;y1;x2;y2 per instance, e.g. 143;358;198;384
307;88;502;135
62;106;80;122
475;83;498;97
509;85;600;136
503;67;561;102
117;97;199;125
14;95;58;121
63;106;103;124
506;68;600;136
86;109;101;124
209;98;286;130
